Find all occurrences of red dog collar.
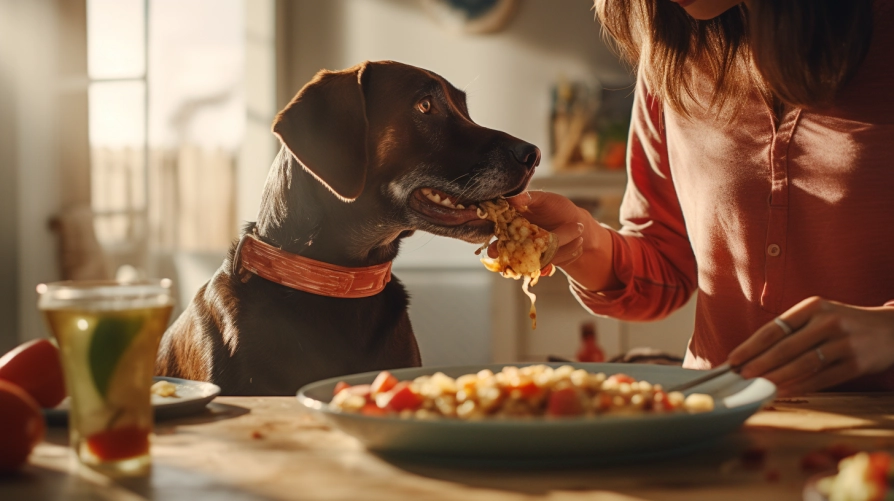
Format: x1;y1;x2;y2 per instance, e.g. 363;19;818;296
233;233;392;298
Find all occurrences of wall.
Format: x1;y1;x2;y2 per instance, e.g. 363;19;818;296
0;0;86;348
278;0;630;157
238;0;279;226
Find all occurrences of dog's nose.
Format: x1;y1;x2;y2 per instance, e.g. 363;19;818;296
510;142;541;171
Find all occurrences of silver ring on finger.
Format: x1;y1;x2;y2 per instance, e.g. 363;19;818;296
814;346;827;373
774;317;794;336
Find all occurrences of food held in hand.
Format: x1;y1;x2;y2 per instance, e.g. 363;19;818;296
0;379;46;472
475;198;558;329
817;451;893;501
329;366;714;420
0;338;66;408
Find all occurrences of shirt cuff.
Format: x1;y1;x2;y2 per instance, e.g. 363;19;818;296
567;229;636;315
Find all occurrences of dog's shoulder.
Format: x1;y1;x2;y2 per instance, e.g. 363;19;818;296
156;265;242;383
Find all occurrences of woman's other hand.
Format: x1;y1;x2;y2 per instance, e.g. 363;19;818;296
729;297;894;396
487;191;621;292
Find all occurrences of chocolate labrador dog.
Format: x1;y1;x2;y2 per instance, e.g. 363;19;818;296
155;60;540;395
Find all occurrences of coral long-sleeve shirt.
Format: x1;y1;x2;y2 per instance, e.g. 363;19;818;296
572;4;894;389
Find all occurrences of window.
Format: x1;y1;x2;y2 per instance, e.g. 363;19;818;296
87;0;244;278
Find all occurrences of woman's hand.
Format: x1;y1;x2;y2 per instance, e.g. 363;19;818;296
728;297;894;396
488;191;621;291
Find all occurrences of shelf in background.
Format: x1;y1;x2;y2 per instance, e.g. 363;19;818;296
529;169;628;229
530;169;628;199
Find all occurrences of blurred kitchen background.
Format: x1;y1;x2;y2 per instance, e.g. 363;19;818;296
0;0;696;364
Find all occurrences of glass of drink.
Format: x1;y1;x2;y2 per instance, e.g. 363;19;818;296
38;280;174;476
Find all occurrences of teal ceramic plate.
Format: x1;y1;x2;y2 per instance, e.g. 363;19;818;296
297;363;775;463
44;376;221;426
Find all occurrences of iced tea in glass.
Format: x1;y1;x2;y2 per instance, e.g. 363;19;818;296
38;280;173;476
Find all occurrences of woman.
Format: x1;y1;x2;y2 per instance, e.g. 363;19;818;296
510;0;894;395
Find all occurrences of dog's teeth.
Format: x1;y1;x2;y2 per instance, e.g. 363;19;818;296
422;188;432;195
440;198;454;207
469;204;478;210
429;193;441;203
456;204;465;209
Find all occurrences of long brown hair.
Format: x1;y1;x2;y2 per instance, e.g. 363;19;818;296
594;0;874;116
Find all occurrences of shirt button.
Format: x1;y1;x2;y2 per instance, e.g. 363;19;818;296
767;244;781;257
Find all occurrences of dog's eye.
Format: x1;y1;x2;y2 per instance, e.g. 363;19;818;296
416;98;432;114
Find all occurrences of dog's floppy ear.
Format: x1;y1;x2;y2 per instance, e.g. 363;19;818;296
272;62;369;201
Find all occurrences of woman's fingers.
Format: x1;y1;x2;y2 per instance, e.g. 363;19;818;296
728;297;831;367
505;191;533;209
552;222;585;246
775;357;861;397
737;310;841;379
759;336;851;386
505;191;582;229
550;237;584;266
729;299;894;396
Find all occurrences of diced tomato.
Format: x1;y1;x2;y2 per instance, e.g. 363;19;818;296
371;371;398;395
867;452;892;488
381;382;422;412
596;392;613;411
86;425;151;461
607;374;635;385
510;380;541;398
547;387;584;417
333;381;351;396
360;403;390;417
654;390;675;411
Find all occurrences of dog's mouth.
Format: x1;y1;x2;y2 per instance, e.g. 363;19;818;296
407;168;534;229
405;169;534;243
408;188;489;227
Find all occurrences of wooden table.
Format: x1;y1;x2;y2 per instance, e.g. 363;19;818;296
4;395;894;501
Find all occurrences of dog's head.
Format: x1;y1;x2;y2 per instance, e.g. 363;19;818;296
272;60;539;245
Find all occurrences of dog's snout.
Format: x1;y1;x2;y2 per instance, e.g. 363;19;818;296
511;142;541;171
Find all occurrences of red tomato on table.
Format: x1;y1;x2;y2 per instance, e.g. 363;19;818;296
0;380;46;472
0;339;66;408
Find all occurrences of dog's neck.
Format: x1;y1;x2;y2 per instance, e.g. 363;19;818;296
253;148;408;268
